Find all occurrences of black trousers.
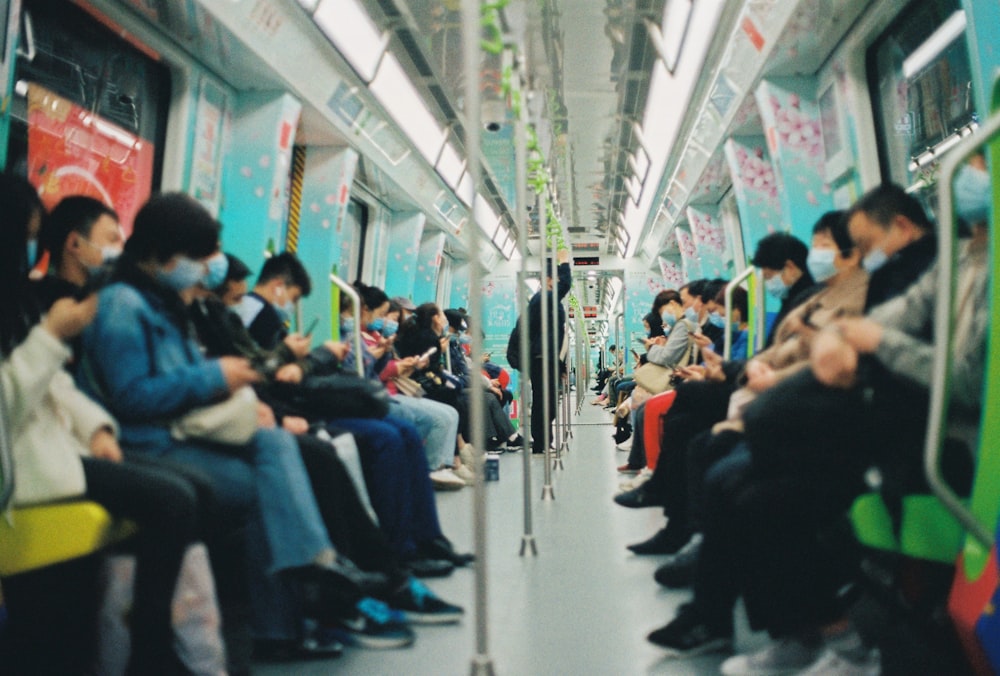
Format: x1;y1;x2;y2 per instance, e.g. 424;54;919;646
529;356;557;452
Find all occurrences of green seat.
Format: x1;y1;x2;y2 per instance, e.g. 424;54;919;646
850;492;965;564
0;501;136;577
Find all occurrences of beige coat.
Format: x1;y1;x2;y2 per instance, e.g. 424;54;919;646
2;325;117;506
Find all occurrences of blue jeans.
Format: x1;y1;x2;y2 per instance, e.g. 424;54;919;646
331;415;443;557
389;396;458;469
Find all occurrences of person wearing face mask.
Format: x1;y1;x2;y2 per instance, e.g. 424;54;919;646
235;252;313;354
750;233;817;346
34;196;125;309
646;289;698;369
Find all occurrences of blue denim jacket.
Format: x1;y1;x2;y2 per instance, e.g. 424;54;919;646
77;282;228;454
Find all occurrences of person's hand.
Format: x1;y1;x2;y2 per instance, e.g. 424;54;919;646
44;295;99;341
275;363;304;384
323;340;350;361
283;333;312;358
836;318;883;354
282;416;310;435
218;357;262;392
89;427;122;463
396;356;417;376
556;248;570;265
653;336;667;346
691;332;713;349
811;329;859;388
256;402;277;429
745;360;777;393
678;365;706;381
367;342;387;359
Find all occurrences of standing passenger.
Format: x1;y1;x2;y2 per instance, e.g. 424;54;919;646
527;248;571;454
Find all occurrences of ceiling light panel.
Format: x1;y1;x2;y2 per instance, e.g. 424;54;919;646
369;52;445;164
313;0;387;82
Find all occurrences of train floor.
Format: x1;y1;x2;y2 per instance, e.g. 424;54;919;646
257;390;770;675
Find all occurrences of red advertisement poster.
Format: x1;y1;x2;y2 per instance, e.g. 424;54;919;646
27;84;155;236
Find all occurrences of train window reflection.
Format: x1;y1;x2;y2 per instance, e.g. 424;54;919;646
868;0;977;209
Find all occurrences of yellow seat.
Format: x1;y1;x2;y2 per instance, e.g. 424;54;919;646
0;501;136;577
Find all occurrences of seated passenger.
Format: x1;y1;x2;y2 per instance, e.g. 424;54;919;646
75;194;413;649
0;175;201;674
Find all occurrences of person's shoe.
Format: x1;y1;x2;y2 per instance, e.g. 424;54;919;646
617;463;642;474
505;434;524;451
386;577;464;625
627;525;689;555
615;437;633;452
418;536;475;567
404;557;454;578
614;482;662;508
646;603;732;656
430;468;466;491
452;464;475;483
325;597;415;649
459;444;479;470
289;560;388;622
799;647;881;675
653;533;702;588
253;635;344;662
720;634;823;675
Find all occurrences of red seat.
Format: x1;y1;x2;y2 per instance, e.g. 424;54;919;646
643;390;677;470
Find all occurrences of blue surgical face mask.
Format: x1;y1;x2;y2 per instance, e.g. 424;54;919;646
955;163;991;225
459;334;472;345
340;317;355;336
202;252;229;290
862;247;888;274
157;256;205;292
26;238;38;266
806;248;838;283
684;307;699;323
661;309;677;328
707;312;726;329
367;317;385;333
764;274;789;300
382;319;399;338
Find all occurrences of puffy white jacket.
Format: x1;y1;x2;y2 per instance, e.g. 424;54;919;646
2;325;117;506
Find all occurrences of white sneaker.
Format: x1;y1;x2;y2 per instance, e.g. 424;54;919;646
452;464;475;484
615;437;633;452
720;635;822;675
429;469;465;491
799;648;881;675
459;444;479;470
618;468;652;492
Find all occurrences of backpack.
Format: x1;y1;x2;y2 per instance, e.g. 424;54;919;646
506;319;522;370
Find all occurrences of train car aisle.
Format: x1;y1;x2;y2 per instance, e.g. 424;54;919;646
257;396;764;675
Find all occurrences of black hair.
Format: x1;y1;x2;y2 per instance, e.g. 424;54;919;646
353;280;389;312
684;279;707;299
700;278;727;304
257;252;312;297
223;253;252;284
750;232;809;272
812;210;852;256
126;193;220;263
652;289;680;314
40;196;118;268
714;285;748;322
443;308;466;332
0;174;45;355
849;183;932;233
644;311;665;338
387;300;402;315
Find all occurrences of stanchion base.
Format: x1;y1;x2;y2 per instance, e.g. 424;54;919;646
519;535;538;557
552;457;564;471
470;654;496;676
540;484;555;500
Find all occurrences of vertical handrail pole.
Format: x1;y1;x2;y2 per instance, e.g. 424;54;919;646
461;2;495;673
539;185;554;499
753;270;766;353
724;267;755;361
329;274;364;377
513;56;536;556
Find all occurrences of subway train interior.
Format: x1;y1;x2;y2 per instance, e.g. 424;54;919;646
1;0;999;673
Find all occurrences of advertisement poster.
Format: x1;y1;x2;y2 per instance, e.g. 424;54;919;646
191;77;228;214
27;84;154;235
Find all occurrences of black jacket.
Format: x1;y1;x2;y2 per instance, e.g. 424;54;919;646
527;262;572;358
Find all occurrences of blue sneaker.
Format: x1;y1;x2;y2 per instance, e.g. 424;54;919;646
327;597;415;649
388;577;464;625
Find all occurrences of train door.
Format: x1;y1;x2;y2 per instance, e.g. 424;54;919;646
6;0;169;232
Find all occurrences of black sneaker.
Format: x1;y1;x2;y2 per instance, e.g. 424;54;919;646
626;525;689;555
653;534;702;588
326;597;415;649
647;603;732;656
253;636;344;662
404;557;454;578
418;536;475;567
505;434;524;451
613;484;664;509
387;577;464;625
